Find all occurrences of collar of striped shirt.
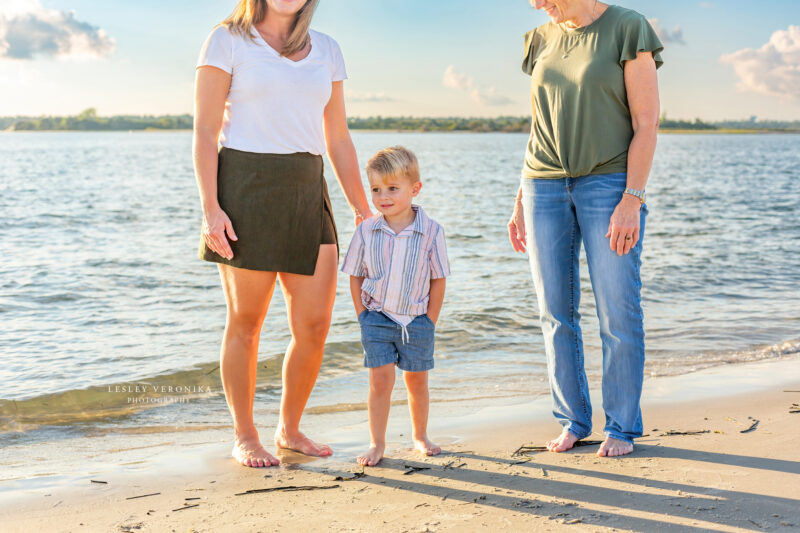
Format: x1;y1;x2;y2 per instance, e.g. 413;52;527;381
372;204;428;235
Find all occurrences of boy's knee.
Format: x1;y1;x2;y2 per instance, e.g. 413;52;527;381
404;371;428;392
370;365;395;393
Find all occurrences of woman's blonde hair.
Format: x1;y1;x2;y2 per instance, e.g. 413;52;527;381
366;146;420;183
223;0;319;57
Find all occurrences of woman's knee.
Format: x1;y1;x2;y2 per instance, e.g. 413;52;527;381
225;313;265;347
291;313;333;344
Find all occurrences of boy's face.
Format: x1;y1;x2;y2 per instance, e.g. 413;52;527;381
368;173;422;218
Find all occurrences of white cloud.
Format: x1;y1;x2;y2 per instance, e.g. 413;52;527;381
345;90;396;103
470;87;513;106
443;65;473;91
0;0;115;61
721;25;800;99
648;18;685;45
443;65;513;107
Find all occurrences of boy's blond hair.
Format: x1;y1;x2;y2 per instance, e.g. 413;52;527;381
366;146;420;183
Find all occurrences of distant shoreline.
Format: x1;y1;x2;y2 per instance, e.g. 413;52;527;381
4;128;799;134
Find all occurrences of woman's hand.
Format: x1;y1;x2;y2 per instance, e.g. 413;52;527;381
354;209;373;227
202;206;238;260
508;189;527;253
605;195;641;256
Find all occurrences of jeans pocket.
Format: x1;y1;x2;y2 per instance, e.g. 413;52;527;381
357;309;369;322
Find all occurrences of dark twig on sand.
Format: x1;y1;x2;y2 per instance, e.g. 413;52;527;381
125;492;161;500
172;504;199;512
334;471;366;481
235;484;340;496
510;458;532;466
402;465;431;475
513;439;603;456
659;430;710;436
740;419;759;433
90;480;107;484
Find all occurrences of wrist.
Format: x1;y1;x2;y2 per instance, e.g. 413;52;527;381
623;187;645;204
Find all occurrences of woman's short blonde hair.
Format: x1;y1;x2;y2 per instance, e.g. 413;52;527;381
366;146;420;183
223;0;319;57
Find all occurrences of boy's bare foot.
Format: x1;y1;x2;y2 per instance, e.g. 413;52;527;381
232;435;280;467
545;429;579;452
597;437;634;457
275;429;333;457
413;437;441;456
357;444;385;466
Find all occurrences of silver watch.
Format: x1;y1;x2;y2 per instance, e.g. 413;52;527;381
623;187;646;204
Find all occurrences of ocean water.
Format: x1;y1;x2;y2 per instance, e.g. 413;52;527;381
1;131;798;449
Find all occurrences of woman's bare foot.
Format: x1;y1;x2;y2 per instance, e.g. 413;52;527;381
413;436;441;456
357;444;385;466
545;429;579;452
232;435;280;467
275;429;333;457
597;437;634;457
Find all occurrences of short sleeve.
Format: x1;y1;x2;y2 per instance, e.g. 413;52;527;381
522;29;537;76
328;36;347;82
619;14;664;69
429;225;450;279
341;224;366;276
197;25;234;74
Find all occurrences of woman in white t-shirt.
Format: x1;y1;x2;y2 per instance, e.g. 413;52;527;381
193;0;372;468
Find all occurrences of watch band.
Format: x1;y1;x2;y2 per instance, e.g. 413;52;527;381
624;187;646;204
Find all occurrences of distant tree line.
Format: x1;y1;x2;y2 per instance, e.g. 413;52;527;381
3;108;193;131
2;109;799;133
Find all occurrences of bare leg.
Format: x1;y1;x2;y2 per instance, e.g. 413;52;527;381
274;244;338;457
404;370;441;456
357;364;395;466
546;429;580;453
218;264;280;468
597;437;634;457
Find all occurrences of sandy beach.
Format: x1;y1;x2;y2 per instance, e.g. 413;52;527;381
2;358;799;532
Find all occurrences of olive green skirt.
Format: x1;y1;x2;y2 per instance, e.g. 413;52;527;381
198;147;338;275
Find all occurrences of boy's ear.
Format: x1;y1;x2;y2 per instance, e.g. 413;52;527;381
412;181;422;196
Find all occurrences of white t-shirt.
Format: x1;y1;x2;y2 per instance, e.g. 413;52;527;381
196;24;347;155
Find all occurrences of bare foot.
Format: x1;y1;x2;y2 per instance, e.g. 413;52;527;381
545;429;580;452
357;444;385;466
597;437;634;457
232;435;280;468
413;437;441;457
275;429;333;457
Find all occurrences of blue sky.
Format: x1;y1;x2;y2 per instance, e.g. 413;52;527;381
1;0;799;120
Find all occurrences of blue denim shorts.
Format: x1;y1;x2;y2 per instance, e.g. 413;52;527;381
358;310;435;372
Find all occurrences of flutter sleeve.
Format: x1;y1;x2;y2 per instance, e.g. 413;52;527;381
197;25;234;74
619;14;664;69
521;29;537;76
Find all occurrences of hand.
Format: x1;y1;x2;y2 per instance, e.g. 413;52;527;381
202;206;237;260
605;195;641;256
354;208;373;227
508;194;526;253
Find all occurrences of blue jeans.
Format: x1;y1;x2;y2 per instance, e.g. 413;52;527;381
521;172;647;444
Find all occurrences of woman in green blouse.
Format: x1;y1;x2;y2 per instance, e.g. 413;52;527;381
508;0;664;457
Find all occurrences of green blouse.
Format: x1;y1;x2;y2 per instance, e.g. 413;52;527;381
521;5;664;179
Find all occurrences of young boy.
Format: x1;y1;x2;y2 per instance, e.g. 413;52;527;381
341;146;450;467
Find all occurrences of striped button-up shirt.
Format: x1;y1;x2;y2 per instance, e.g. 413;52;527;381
341;205;450;319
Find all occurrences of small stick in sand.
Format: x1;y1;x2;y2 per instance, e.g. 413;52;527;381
185;497;201;501
740;419;759;433
659;430;710;436
90;480;107;484
235;484;340;496
402;465;431;475
125;492;161;500
172;504;199;512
